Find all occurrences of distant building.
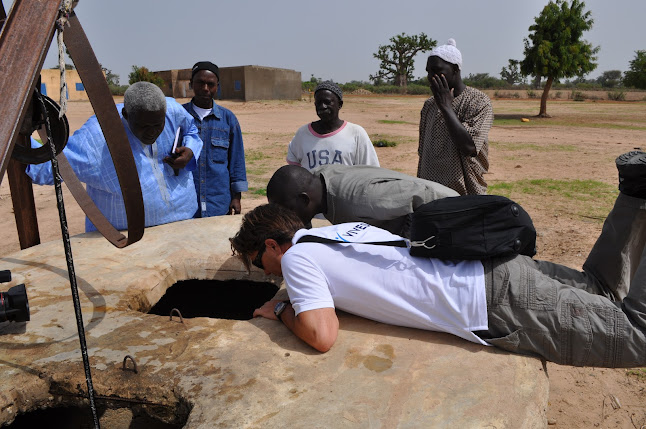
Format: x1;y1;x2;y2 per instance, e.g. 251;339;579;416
40;69;90;101
154;65;301;101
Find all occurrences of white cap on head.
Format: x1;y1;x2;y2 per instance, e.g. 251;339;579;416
429;38;462;70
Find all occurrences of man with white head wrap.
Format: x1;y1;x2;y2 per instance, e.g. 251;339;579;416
27;82;203;231
417;38;493;195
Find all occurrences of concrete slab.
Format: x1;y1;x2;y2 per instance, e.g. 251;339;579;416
0;216;548;428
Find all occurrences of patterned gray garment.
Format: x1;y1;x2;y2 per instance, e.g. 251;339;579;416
417;86;494;195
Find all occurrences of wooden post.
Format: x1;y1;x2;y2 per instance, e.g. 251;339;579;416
7;135;40;249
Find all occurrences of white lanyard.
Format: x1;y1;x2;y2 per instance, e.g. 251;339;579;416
143;142;171;207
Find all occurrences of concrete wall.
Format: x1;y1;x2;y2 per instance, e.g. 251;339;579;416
156;69;193;99
218;67;246;101
242;65;301;101
40;69;90;101
156;66;301;101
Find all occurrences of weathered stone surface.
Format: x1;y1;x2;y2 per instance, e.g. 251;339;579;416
0;216;548;428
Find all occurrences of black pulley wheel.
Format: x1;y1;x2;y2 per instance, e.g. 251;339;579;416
12;94;69;165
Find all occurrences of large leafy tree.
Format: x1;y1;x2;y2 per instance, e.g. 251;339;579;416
623;50;646;89
128;65;164;88
370;33;436;90
596;70;622;88
520;0;599;117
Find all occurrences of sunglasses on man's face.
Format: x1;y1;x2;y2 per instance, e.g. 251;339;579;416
252;243;266;270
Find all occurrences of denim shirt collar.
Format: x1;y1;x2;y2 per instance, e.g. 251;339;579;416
189;99;222;121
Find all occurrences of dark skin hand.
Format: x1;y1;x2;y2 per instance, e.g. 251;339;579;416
163;146;194;170
427;57;477;157
229;193;242;215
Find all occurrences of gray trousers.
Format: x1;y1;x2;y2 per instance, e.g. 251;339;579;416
480;193;646;367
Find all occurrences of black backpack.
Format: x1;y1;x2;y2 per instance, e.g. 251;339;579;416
409;195;537;260
297;195;537;261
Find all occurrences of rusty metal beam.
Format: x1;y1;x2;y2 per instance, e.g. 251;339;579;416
7;136;40;249
63;11;145;247
0;0;63;185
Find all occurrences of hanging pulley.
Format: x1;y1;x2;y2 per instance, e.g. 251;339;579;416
13;91;69;165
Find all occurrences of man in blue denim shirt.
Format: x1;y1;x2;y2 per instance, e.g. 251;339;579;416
183;61;248;217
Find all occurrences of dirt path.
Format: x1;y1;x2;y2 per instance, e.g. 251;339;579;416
2;96;646;428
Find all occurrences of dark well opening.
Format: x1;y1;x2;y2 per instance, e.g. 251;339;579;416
148;279;279;320
6;401;189;429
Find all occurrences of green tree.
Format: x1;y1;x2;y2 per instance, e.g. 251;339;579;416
500;59;524;85
99;64;128;95
128;65;164;88
463;73;506;89
520;0;599;117
596;70;622;88
369;32;436;91
102;66;120;86
623;50;646;89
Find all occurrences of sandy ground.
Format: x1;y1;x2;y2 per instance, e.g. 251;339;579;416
1;94;646;428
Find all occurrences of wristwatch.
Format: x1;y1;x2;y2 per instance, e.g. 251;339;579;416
274;300;290;322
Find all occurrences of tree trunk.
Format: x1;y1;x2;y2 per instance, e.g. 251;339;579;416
538;76;553;118
394;74;407;93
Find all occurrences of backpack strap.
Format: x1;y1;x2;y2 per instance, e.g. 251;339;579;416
296;235;408;248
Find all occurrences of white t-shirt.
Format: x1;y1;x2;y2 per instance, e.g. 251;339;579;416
286;121;380;171
282;223;489;345
191;103;212;121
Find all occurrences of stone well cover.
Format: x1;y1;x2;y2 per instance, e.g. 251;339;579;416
0;216;548;428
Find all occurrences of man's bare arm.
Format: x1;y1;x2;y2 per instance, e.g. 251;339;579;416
254;300;339;352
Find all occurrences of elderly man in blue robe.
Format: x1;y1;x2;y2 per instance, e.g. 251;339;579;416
27;82;203;232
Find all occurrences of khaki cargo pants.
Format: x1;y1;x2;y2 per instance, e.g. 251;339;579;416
480;193;646;367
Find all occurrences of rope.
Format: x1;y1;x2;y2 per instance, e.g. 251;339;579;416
55;0;75;118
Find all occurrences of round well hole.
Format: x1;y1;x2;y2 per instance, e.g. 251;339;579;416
148;279;279;320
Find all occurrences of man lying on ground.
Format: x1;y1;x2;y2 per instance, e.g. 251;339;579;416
231;152;646;367
266;164;459;238
27;82;203;232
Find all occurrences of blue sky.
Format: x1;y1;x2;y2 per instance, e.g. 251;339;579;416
7;0;643;85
